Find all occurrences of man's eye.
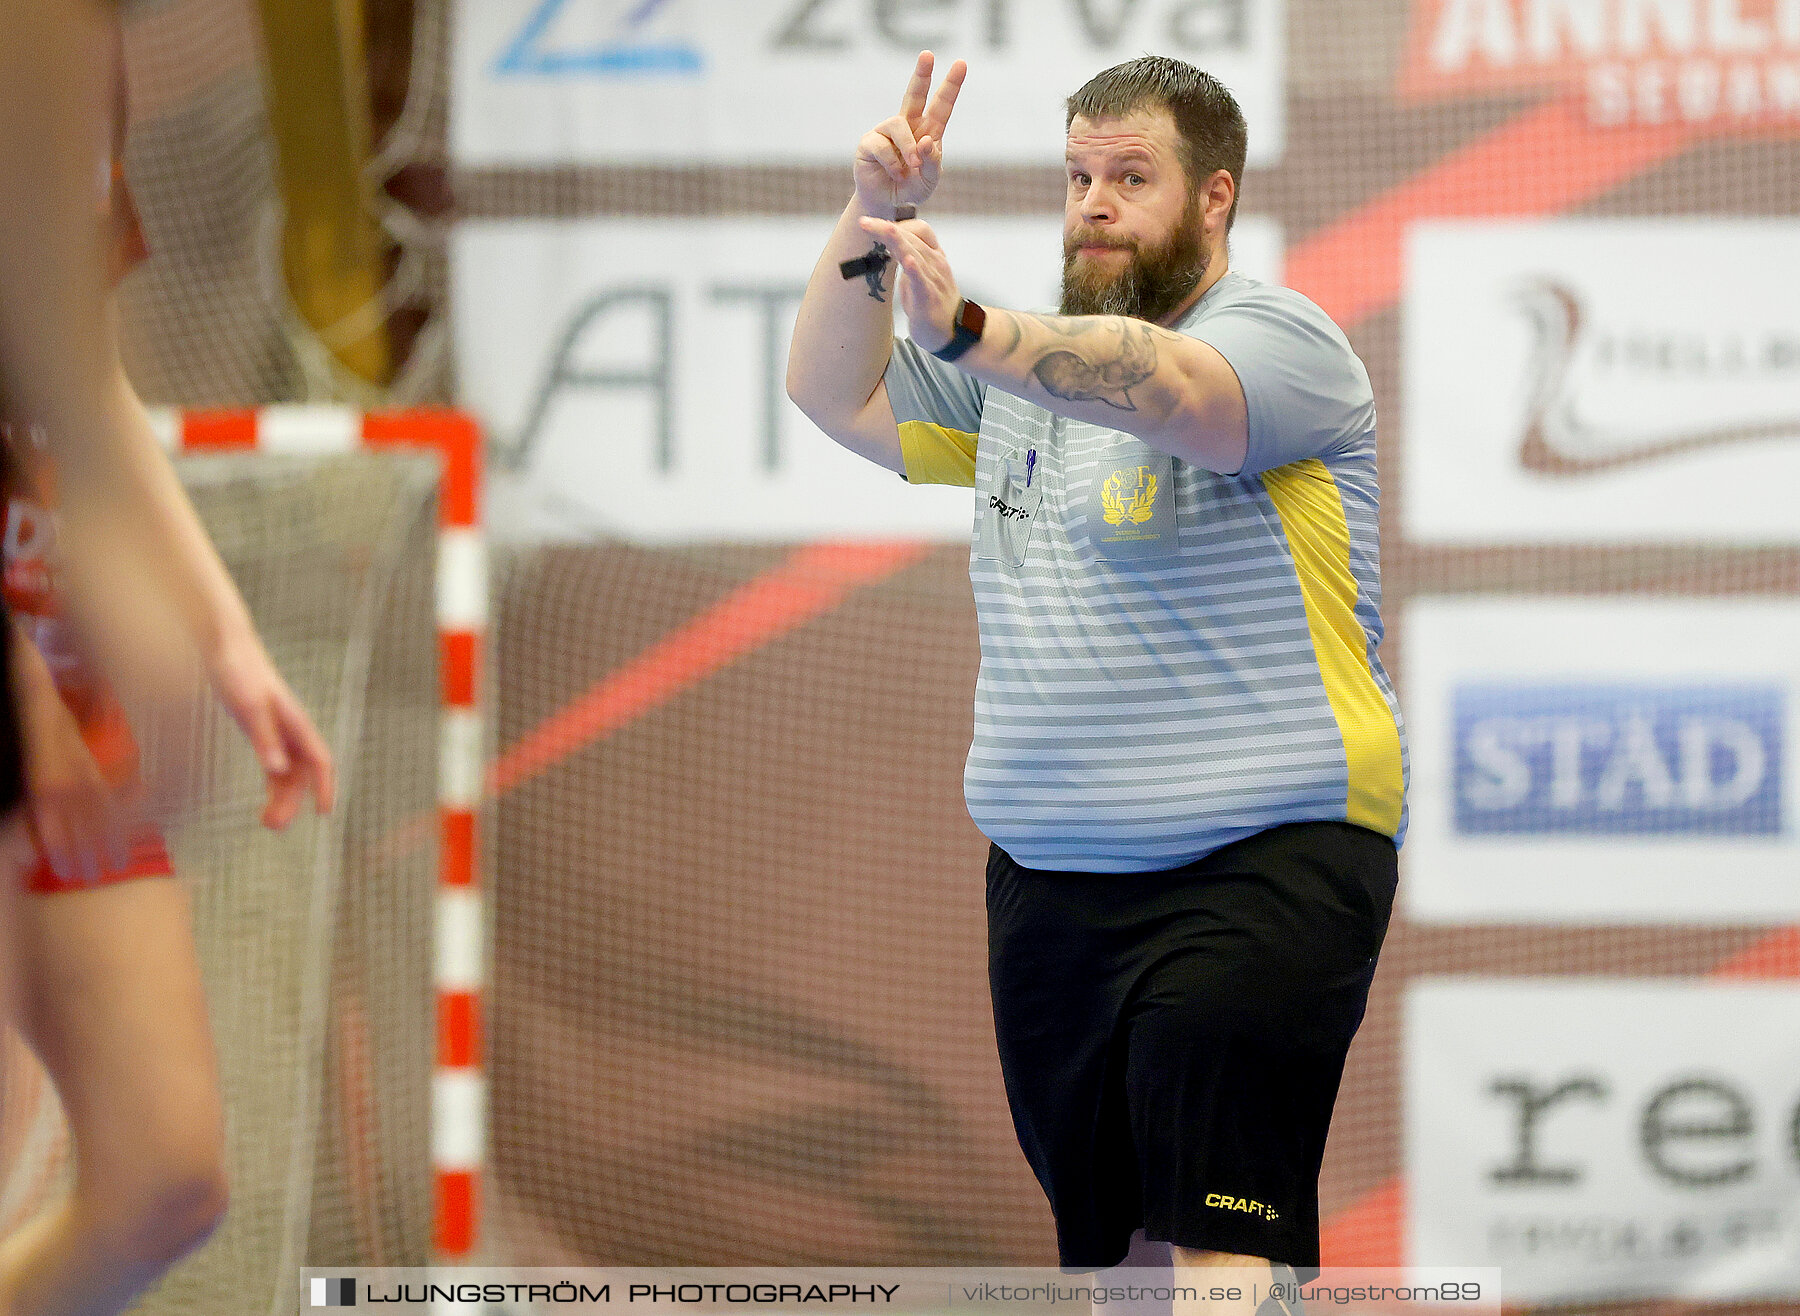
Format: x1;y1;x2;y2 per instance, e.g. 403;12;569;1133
1070;173;1089;187
1125;174;1145;186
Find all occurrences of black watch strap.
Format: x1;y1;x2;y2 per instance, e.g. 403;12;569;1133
932;298;986;363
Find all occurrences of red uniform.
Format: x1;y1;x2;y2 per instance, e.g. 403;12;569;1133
4;59;171;895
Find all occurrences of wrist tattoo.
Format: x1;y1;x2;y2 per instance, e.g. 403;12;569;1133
839;241;894;301
836;205;916;301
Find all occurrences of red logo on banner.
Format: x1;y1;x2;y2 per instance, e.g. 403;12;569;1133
1399;0;1800;132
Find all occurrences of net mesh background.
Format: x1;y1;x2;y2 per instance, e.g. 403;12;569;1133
8;0;1791;1309
166;454;441;1292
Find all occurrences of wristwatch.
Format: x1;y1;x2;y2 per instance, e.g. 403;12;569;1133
932;298;986;363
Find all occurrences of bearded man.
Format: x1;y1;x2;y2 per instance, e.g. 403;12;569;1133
787;53;1407;1312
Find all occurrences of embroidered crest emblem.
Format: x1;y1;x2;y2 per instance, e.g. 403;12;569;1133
1101;466;1157;526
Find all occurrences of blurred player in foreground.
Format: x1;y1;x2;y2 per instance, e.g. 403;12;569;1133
0;6;336;1314
0;0;197;697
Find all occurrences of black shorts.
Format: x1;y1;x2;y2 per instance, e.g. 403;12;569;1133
985;821;1398;1270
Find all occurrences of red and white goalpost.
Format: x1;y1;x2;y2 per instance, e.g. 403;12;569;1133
150;406;488;1263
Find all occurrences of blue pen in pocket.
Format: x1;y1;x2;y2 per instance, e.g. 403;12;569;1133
1025;447;1037;488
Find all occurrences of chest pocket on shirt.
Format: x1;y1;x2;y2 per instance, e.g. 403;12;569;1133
976;456;1043;569
1082;447;1178;562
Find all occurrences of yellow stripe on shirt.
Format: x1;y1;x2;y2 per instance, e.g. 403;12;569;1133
1262;458;1405;837
899;421;978;488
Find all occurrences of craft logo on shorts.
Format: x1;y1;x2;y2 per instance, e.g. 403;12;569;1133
1453;681;1784;837
311;1276;356;1307
1101;465;1158;528
1204;1191;1279;1221
1397;0;1800;132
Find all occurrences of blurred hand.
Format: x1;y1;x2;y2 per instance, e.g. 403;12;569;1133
208;632;336;830
20;690;135;885
853;50;967;217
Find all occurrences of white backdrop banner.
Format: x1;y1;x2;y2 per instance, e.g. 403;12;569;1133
452;0;1286;168
1407;979;1800;1303
1403;219;1800;545
455;214;1284;542
1402;596;1798;924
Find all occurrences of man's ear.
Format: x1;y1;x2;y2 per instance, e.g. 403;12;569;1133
1209;169;1235;223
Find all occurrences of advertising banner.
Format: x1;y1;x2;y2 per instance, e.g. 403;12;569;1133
1398;0;1800;133
1402;596;1798;923
455;214;1284;542
452;0;1286;167
1408;979;1800;1302
1403;219;1800;545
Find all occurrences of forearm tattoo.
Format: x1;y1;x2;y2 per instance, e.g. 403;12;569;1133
839;242;894;301
1025;317;1169;412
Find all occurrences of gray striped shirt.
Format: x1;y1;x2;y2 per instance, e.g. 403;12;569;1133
884;270;1408;871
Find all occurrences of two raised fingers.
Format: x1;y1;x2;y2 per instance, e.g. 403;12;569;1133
918;56;967;144
861;51;965;190
898;50;967;144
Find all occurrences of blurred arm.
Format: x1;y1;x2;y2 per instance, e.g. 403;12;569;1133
93;308;260;663
0;0;196;695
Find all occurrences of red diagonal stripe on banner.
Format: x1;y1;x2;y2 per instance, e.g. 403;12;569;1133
1322;924;1800;1266
488;541;931;796
1286;100;1700;328
1712;925;1800;978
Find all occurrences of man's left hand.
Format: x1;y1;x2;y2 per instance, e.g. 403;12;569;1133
858;214;962;355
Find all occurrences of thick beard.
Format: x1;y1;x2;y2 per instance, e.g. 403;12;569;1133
1060;195;1211;323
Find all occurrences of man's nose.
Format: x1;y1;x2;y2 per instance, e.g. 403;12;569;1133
1080;181;1117;224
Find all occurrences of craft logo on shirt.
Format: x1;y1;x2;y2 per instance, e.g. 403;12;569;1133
1452;681;1783;836
1101;466;1158;529
1397;0;1800;132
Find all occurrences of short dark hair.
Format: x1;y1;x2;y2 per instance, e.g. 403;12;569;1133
1065;56;1248;231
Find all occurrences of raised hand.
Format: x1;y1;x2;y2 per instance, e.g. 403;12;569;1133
858;213;962;354
854;50;967;216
